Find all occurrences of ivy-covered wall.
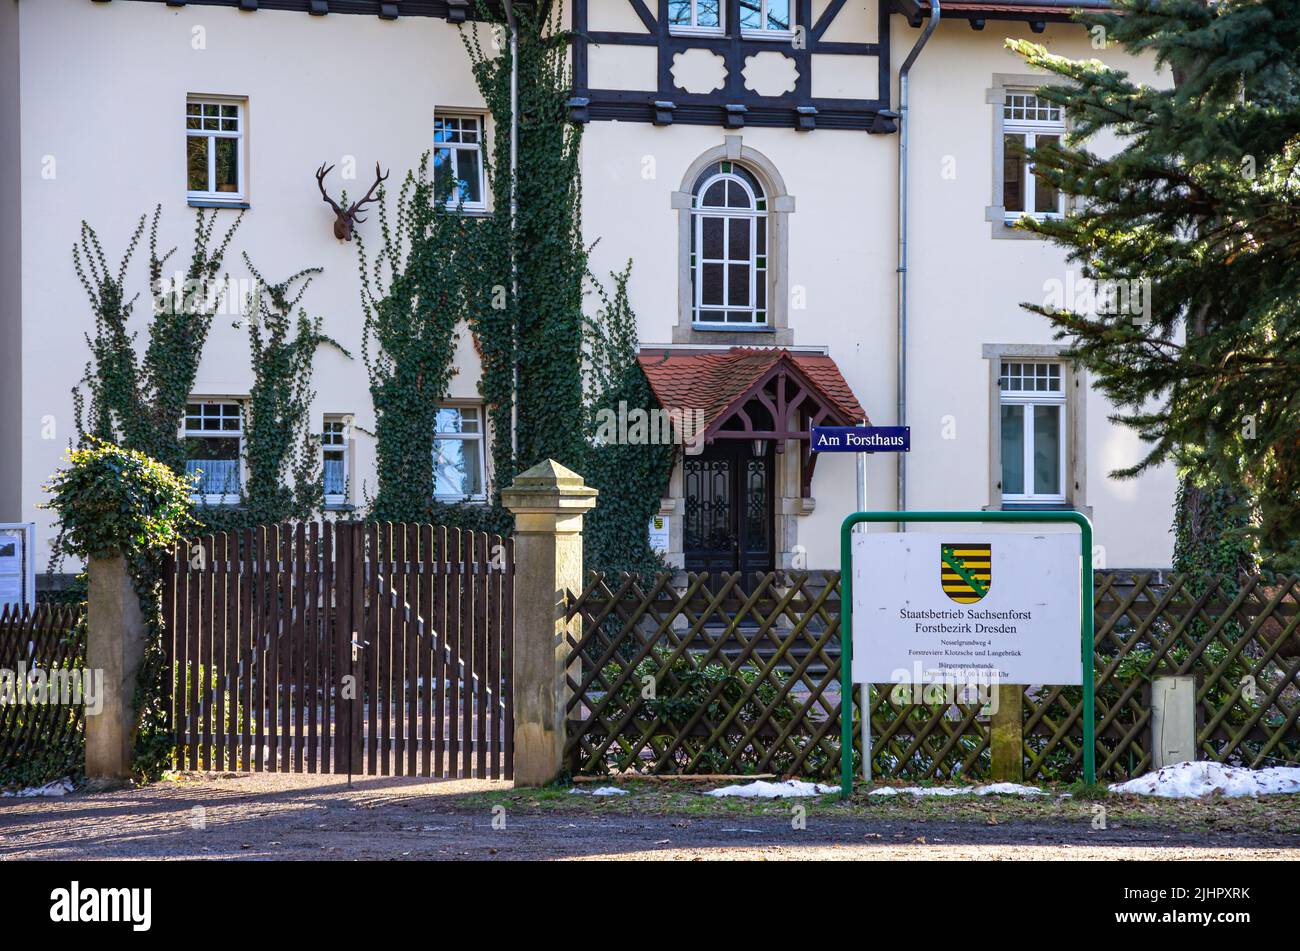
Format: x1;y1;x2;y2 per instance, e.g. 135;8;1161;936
342;2;673;569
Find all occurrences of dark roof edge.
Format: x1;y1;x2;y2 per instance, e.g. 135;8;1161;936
892;0;1111;24
112;0;500;22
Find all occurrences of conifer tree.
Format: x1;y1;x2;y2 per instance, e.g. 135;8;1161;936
1009;0;1300;571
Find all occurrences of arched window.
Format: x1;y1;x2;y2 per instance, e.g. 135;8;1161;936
691;161;767;327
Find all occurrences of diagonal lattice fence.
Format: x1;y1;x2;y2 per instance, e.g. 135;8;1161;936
0;604;87;787
564;571;1300;782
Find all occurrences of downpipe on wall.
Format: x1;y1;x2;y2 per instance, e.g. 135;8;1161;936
504;0;520;462
896;0;940;528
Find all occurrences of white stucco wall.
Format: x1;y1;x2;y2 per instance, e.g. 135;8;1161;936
901;20;1177;568
9;1;1176;573
581;14;1176;570
0;0;22;523
15;0;496;566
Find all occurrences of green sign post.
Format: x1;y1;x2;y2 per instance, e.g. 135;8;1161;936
838;510;1095;799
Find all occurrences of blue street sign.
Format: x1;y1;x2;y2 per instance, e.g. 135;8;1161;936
811;426;910;452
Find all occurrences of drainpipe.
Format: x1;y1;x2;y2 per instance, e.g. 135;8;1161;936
896;0;940;525
856;419;867;515
856;419;869;780
503;0;520;462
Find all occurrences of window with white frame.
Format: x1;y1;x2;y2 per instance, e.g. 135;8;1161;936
999;362;1066;503
433;115;486;211
186;98;245;203
434;406;486;500
322;417;349;507
690;161;768;328
741;0;793;35
184;401;243;503
1001;91;1064;221
669;0;723;32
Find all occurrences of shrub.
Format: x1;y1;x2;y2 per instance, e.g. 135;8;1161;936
43;439;197;562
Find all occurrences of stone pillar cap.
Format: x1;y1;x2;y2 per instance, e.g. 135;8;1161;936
502;459;598;514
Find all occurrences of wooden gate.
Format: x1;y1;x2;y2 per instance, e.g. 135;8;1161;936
163;522;513;779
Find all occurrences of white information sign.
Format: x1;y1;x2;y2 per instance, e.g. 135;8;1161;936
851;531;1081;686
0;523;35;610
647;515;670;555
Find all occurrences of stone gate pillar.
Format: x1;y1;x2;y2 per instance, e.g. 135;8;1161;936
85;554;148;782
502;460;598;787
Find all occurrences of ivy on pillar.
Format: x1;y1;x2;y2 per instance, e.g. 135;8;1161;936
501;459;597;787
43;441;196;784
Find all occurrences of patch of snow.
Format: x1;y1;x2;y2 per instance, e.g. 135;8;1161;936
705;780;836;798
976;783;1047;796
869;783;1045;797
568;786;629;796
869;785;971;797
1108;761;1300;799
1;778;75;798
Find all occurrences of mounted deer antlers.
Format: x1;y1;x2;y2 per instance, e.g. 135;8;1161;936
315;162;389;241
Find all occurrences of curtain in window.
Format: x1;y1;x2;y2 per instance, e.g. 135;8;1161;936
186;459;241;497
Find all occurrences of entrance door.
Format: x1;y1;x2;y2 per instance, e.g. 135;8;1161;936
683;442;775;581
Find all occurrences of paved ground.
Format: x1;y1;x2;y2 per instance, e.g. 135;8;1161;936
3;772;1299;860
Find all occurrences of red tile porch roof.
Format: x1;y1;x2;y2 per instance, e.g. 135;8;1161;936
938;2;1106;12
637;347;868;435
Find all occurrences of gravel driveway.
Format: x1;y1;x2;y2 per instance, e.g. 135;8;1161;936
2;772;1298;860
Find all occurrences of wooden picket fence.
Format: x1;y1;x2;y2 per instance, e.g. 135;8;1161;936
0;604;87;786
164;521;513;779
564;571;1300;781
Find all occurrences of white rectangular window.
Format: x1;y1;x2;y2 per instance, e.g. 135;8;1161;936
434;406;486;501
668;0;723;32
741;0;793;35
186;98;245;203
322;417;348;507
1002;91;1064;221
184;400;243;503
999;362;1066;503
433;115;486;211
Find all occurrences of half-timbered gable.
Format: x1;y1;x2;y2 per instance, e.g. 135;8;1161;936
573;1;894;131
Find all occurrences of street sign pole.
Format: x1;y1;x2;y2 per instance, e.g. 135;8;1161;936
839;510;1094;799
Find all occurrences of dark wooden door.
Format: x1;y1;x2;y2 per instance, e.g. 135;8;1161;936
683;442;774;582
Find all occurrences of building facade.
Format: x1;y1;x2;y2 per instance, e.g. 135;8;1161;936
0;0;1177;576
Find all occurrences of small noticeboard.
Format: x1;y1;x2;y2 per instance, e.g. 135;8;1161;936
647;515;670;555
851;532;1081;686
0;523;35;609
811;426;909;452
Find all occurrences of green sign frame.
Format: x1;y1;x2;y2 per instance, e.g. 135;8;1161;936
838;510;1095;799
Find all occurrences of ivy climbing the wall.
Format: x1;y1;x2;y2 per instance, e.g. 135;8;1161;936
581;263;675;576
356;153;502;528
460;3;673;568
465;0;587;486
73;207;242;472
353;4;671;563
66;208;241;778
197;255;350;533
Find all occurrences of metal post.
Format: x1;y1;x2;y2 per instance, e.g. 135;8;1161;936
839;518;853;797
1080;520;1096;785
860;684;872;784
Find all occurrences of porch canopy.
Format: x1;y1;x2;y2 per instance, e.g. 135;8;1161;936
637;347;868;497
